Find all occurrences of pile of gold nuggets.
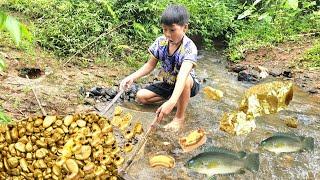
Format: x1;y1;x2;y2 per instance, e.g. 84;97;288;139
220;81;293;135
0;106;143;179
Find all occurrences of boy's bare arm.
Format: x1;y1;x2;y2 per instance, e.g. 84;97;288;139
156;61;193;120
120;55;158;90
130;56;158;80
169;61;193;103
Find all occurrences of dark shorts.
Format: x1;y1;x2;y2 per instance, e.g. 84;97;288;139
145;77;201;100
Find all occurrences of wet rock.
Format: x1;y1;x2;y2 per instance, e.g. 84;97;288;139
308;88;318;94
84;83;141;105
285;117;298;128
106;88;117;98
283;70;292;78
238;69;260;82
269;68;283;77
90;87;105;96
79;86;86;96
129;92;135;99
256;66;269;79
230;64;247;73
84;98;96;105
201;78;208;83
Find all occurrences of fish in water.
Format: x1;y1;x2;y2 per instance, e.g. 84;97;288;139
259;133;314;154
185;147;259;177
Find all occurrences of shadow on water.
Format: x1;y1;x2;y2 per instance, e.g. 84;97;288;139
119;51;320;180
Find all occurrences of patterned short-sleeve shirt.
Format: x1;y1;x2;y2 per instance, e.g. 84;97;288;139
148;35;198;85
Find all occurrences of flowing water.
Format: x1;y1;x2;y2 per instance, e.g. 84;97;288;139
118;51;320;180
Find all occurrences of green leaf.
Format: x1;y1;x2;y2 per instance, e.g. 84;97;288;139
258;13;272;22
133;22;146;34
151;25;160;35
105;3;117;21
20;24;32;42
0;58;5;71
0;110;11;124
286;0;299;9
303;1;317;9
0;11;7;29
5;16;21;45
238;9;253;20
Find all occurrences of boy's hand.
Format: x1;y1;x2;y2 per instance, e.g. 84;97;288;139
120;76;134;91
156;100;176;122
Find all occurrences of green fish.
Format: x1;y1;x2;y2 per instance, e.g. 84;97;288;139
260;133;314;154
185;147;259;178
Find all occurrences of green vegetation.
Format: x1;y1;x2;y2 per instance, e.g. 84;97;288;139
0;109;11;124
227;0;320;61
1;0;319;65
303;40;320;68
0;10;31;71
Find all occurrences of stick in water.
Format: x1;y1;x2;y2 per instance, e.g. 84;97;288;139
26;75;47;116
100;89;124;115
119;114;159;176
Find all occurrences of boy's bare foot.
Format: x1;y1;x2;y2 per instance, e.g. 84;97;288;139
163;117;184;132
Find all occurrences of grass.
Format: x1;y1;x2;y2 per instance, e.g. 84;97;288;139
303;39;320;68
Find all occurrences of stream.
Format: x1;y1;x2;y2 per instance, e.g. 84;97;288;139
116;51;320;180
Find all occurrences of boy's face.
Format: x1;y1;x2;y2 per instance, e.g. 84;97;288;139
162;24;187;45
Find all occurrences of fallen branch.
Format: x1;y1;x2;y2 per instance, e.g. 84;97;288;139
63;23;124;67
26;75;47;116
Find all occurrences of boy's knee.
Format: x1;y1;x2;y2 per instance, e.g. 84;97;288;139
136;90;148;104
184;76;193;90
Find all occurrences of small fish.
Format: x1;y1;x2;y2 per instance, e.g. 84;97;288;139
260;133;314;154
185;147;259;178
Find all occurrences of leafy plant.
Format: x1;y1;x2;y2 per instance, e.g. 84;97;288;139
2;0;238;58
0;110;11;124
303;40;320;68
0;11;31;46
227;0;320;61
2;0;319;63
0;10;32;71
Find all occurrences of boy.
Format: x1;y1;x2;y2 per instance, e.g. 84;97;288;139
120;4;200;131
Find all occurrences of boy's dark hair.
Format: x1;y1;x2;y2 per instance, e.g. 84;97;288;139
160;5;189;26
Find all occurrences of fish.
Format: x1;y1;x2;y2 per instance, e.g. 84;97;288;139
185;147;259;178
259;133;314;154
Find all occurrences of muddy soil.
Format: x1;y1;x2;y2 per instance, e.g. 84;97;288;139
228;37;320;99
0;46;133;119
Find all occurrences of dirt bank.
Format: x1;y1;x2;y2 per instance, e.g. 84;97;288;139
228;37;320;99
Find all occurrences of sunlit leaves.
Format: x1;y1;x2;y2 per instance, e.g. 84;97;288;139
20;24;32;42
0;11;32;46
151;25;160;35
0;11;7;29
303;40;320;68
237;0;263;20
105;3;118;21
5;16;21;45
0;58;5;71
133;22;147;36
285;0;299;10
238;9;253;20
0;110;11;124
0;11;32;72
